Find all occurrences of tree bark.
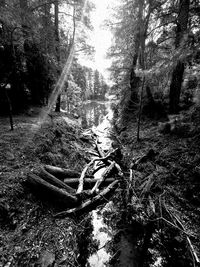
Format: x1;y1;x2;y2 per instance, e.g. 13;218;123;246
19;0;29;39
43;2;51;54
64;178;115;186
27;173;78;206
54;0;61;112
39;167;75;194
5;88;14;131
169;0;190;114
129;0;144;108
44;165;80;179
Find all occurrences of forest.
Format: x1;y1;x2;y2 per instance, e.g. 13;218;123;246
0;0;200;267
0;0;108;116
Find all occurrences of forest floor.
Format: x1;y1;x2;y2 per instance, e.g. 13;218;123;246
0;106;200;266
0;110;92;267
111;105;200;265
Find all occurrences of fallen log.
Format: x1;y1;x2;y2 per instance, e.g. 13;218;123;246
54;180;119;218
27;173;78;206
44;165;80;179
39;167;75;194
64;177;115;186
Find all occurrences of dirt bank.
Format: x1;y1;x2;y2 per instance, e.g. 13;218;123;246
109;106;200;266
0;111;91;266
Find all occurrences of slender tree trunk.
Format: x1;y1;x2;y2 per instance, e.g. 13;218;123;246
169;0;190;113
129;0;148;110
169;61;185;113
43;3;51;54
19;0;29;39
136;0;152;141
54;0;61;112
4;87;14;131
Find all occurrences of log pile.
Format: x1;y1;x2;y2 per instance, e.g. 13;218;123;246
26;131;123;217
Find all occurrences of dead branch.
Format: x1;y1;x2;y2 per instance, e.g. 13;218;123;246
54;180;119;218
76;159;96;194
90;161;116;194
76;147;123;194
92;163;106;176
44;165;80;179
95;140;106;158
64;177;115;186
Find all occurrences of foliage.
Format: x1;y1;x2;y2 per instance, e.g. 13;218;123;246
108;0;200;121
0;0;98;114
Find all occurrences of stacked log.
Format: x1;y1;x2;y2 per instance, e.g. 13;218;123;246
26;131;123;217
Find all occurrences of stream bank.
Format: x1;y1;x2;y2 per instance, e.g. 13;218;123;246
1;103;200;267
0;110;94;266
108;106;200;267
0;101;122;267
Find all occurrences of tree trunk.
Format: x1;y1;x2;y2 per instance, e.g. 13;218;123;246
169;0;190;114
54;0;61;112
169;61;185;113
43;3;51;54
5;88;14;131
19;0;29;39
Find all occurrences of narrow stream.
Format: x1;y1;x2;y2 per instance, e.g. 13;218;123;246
63;100;166;267
81;100;116;267
62;100;117;266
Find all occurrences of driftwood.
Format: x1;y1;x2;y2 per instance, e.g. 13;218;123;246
91;161;116;194
39;167;75;194
44;165;80;179
55;180;119;218
27;173;78;206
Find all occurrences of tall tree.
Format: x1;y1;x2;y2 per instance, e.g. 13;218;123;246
54;0;61;112
169;0;190;113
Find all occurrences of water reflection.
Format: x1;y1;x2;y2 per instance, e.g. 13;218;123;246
81;101;109;129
